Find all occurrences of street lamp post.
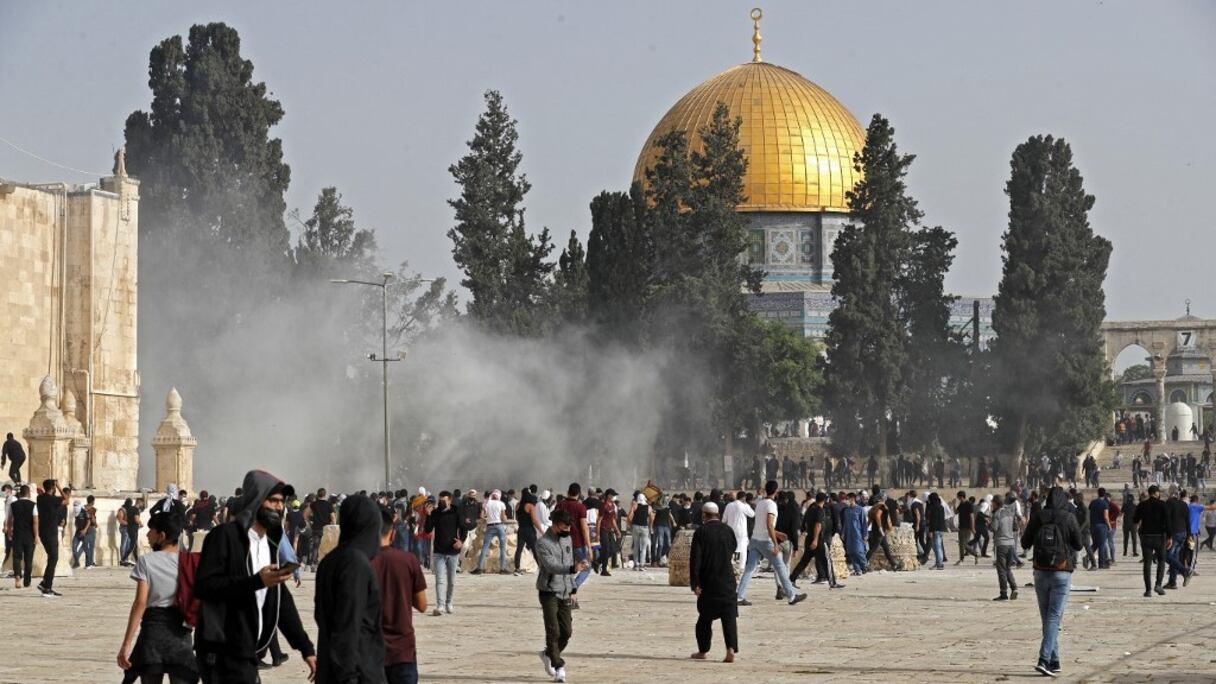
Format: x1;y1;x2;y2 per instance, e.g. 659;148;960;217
330;274;436;490
331;273;397;489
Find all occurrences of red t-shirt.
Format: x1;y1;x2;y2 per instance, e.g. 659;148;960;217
371;546;428;665
554;498;589;549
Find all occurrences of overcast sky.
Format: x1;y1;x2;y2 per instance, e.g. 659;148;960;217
2;1;1213;325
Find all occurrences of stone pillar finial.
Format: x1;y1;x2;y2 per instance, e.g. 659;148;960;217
24;376;74;485
153;387;196;495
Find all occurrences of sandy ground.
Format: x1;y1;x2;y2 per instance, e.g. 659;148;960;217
2;548;1214;684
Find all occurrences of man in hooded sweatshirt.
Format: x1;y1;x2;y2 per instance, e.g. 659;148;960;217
315;494;387;684
194;470;316;683
1020;486;1083;678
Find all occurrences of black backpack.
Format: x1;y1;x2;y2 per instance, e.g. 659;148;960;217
1033;510;1070;570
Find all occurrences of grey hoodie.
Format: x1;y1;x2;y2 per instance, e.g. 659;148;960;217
535;530;576;599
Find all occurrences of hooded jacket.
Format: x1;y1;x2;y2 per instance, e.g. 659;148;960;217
194;470;314;661
1020;487;1083;572
315;495;386;684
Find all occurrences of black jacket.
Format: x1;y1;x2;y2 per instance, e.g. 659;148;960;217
1165;498;1190;536
1021;487;1084;572
194;470;314;661
315;495;385;684
426;503;466;555
1133;496;1168;535
690;520;737;602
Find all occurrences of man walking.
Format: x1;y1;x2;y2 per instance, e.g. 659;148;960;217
424;491;465;615
35;479;65;597
472;489;509;575
553;483;592;591
372;506;427;684
954;491;980;565
315;494;386;684
1021;486;1083;678
991;495;1019;601
2;433;25;484
5;484;36;589
194;470;316;683
1134;484;1169;596
1163;486;1191;589
1089;488;1112;569
689;502;738;663
535;509;588;683
735;481;806;607
721;490;753;571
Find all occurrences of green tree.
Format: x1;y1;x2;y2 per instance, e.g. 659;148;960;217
447;90;553;336
124;22;291;269
292;187;377;278
896;226;960;453
990;135;1115;464
585;185;653;343
729;318;823;435
552;230;589;325
822;114;920;461
1120;364;1152;383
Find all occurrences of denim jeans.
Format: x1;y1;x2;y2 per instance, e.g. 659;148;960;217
385;661;418;684
434;552;459;608
1166;532;1189;583
72;529;96;567
1033;569;1071;665
631;525;650;566
119;527;135;563
737;538;796;601
477;524;508;570
1091;524;1109;567
654;526;672;562
930;531;945;567
413;537;431;569
995;545;1018;596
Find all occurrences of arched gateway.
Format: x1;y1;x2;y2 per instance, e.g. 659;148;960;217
1102;313;1216;443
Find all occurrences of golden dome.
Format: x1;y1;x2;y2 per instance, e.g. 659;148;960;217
633;61;865;213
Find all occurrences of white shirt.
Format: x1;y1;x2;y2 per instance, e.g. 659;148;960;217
247;527;271;640
751;498;778;542
535;500;551;533
484;499;506;524
722;499;754;554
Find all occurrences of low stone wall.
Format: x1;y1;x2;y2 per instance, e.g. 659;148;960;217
868;526;920;571
460;520;536;573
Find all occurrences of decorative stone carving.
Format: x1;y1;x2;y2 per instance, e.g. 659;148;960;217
153;388;197;495
24;375;75;485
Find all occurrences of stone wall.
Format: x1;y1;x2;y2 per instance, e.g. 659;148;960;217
0;185;60;448
0;175;139;490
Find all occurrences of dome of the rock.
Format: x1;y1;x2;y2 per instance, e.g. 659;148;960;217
633;60;865;213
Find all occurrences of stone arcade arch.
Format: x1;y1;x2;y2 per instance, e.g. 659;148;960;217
1102;316;1216;443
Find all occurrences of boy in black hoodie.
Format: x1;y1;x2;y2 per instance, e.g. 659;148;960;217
315;495;386;683
194;470;316;683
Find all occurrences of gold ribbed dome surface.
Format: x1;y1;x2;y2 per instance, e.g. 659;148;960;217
633;61;865;213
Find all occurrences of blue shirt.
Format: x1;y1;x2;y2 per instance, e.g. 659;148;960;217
1189;503;1205;535
1088;498;1109;527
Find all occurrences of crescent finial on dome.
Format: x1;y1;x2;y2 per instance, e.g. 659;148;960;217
751;8;763;63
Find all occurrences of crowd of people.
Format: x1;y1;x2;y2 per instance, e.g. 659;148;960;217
5;444;1216;681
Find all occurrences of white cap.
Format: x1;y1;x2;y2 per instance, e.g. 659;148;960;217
701;502;719;515
541;489;551;500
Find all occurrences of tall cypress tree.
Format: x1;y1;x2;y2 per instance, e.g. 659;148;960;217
585;185;652;343
552;230;589;325
823;114;920;461
990;135;1114;464
125;23;291;269
448;90;553;336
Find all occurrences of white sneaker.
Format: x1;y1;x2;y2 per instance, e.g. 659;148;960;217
445;603;453;614
539;651;555;677
553;666;567;682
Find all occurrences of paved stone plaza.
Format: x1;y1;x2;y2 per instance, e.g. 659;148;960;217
2;552;1214;683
